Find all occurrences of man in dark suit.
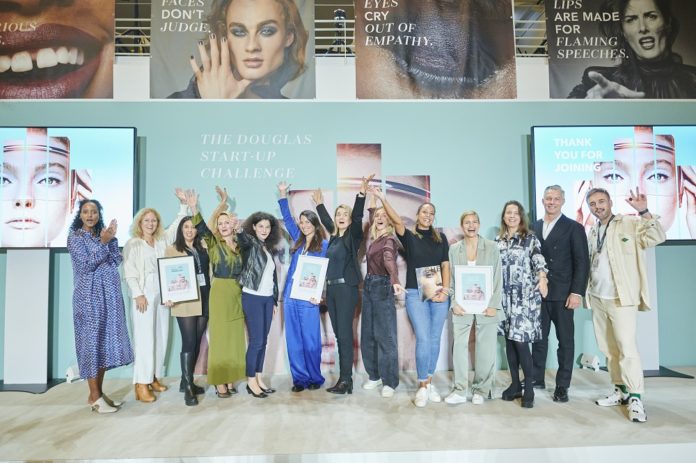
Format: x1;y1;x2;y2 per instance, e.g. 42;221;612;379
531;185;590;402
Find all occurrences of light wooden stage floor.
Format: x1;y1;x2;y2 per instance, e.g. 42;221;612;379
1;368;695;462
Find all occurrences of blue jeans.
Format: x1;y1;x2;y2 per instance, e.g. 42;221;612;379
405;288;450;381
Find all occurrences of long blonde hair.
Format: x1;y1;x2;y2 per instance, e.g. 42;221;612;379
130;208;164;239
370;207;395;240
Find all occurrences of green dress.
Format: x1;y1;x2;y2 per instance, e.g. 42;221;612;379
193;213;246;385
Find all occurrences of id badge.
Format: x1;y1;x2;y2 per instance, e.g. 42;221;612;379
197;273;206;287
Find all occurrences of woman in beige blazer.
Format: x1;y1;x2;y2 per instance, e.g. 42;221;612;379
444;210;502;406
164;202;210;406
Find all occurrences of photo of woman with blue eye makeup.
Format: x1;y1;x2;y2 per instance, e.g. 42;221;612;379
167;0;310;99
583;126;681;238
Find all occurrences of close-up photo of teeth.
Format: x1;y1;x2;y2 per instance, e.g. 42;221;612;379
0;47;85;73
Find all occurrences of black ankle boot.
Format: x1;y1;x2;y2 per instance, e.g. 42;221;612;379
521;386;535;408
180;352;199;406
326;380;353;395
501;383;523;401
180;378;205;395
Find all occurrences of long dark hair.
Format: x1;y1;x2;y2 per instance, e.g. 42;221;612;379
174;217;204;253
290;210;325;254
243;211;282;251
70;199;105;236
498;200;530;239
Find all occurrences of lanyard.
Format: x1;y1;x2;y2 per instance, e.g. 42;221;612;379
596;215;615;254
189;246;202;273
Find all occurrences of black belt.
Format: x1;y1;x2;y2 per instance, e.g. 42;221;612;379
326;278;346;286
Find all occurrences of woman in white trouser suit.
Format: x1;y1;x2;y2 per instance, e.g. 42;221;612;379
124;189;188;402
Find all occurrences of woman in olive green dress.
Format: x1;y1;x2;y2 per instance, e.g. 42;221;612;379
187;188;245;397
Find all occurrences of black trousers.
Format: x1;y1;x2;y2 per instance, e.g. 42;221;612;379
326;283;359;382
360;275;399;389
242;293;274;378
532;299;575;388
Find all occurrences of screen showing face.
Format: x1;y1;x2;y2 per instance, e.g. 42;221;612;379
532;125;696;241
0;127;135;248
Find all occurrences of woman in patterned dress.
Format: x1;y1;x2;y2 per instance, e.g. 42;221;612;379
67;199;134;414
496;200;548;409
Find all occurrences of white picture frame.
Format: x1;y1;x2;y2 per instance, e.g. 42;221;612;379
290;255;329;302
454;265;493;314
157;256;200;304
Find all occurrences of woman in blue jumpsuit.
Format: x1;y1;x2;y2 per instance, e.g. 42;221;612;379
277;181;329;391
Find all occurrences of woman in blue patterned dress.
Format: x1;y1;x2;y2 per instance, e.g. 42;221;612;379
67;199;134;414
496;200;548;409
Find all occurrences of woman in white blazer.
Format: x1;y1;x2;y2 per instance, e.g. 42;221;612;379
123;188;188;403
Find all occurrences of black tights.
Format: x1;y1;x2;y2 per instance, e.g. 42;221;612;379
177;315;208;357
506;339;533;388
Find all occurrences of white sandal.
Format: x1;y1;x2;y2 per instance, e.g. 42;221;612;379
101;394;123;408
90;396;118;414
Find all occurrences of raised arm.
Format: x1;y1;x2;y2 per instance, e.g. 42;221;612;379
313;188;335;235
207;185;229;232
164;187;189;245
278;181;300;241
369;186;405;236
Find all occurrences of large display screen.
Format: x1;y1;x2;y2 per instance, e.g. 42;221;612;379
532;125;696;241
0;127;136;248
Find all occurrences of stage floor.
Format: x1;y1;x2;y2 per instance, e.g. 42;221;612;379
1;368;695;462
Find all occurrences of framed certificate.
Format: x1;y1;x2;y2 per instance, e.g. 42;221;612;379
290;255;329;302
157;256;200;304
454;265;493;314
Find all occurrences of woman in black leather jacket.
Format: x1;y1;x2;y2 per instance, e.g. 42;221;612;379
237;211;282;397
313;175;372;394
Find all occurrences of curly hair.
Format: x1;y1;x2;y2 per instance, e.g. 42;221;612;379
206;0;308;86
69;199;105;235
242;211;282;250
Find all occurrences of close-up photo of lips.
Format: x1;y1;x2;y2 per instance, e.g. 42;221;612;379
0;0;114;99
356;0;517;99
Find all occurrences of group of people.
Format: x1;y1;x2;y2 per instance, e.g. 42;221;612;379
67;178;664;424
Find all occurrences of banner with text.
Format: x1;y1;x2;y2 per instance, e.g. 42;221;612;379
355;0;517;99
546;0;696;99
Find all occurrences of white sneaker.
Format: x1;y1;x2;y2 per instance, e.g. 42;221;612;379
627;397;647;423
427;383;442;403
363;378;382;390
595;386;628;407
381;386;395;398
414;387;428;407
471;393;484;405
444;391;467;405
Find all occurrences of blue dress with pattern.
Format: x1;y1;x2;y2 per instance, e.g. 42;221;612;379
68;229;134;379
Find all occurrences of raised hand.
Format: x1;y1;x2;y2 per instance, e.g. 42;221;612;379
185;189;199;214
585;71;645;99
360;174;376;195
216;185;228;205
368;185;384;202
277;181;291;198
100;219;117;244
190;34;253;99
311;188;324;205
626;187;648;212
174;187;187;203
